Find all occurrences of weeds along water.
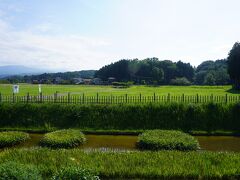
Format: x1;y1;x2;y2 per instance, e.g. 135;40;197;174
0;148;239;179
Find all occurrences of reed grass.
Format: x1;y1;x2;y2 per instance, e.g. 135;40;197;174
0;148;239;179
0;131;29;148
137;130;200;151
39;129;86;149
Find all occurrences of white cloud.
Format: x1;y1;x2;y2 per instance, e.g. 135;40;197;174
0;19;113;71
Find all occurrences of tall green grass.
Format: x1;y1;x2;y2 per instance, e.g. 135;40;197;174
137;130;199;151
0;131;29;148
0;148;239;179
40;129;86;149
0;103;239;132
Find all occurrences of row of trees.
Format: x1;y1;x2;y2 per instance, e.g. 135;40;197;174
96;41;240;89
95;58;230;85
1;42;239;89
3;70;96;84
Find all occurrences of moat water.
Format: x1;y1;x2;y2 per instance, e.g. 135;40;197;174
14;134;240;152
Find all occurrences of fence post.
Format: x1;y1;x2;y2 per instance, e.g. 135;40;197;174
182;93;185;103
54;91;57;103
12;93;15;103
196;94;199;103
211;94;213;102
39;92;43;103
0;93;2;103
140;93;142;103
26;93;30;103
82;93;85;104
225;94;228;104
125;94;128;103
67;92;70;104
153;93;156;102
167;93;170;102
96;93;99;104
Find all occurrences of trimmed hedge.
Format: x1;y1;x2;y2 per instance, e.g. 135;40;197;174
0;131;29;148
0;161;41;180
137;130;200;151
40;129;86;149
0;103;240;131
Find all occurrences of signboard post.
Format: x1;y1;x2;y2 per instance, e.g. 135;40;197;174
39;84;43;103
13;85;19;94
38;84;42;93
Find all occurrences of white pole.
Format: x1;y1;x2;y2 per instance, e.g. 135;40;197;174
39;84;42;93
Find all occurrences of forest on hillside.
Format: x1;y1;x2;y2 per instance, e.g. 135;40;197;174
96;58;230;85
1;58;230;85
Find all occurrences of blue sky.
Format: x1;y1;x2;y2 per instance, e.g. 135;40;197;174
0;0;239;71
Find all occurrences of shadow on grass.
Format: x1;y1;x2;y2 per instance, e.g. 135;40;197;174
226;88;240;94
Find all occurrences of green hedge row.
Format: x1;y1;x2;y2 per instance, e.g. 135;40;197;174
137;130;199;151
0;103;239;131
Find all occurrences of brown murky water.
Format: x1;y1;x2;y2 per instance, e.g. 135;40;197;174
17;134;138;151
14;134;240;152
196;136;240;152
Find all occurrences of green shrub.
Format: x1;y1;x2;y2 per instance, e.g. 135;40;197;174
0;103;240;132
40;129;86;149
170;77;191;86
137;130;200;151
0;131;29;148
0;161;41;180
53;166;99;180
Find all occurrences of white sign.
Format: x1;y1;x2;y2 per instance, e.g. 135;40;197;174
38;84;42;93
13;85;19;94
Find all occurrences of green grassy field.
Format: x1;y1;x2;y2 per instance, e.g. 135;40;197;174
0;84;239;96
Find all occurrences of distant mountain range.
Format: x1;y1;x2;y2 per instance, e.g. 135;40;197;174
0;65;53;78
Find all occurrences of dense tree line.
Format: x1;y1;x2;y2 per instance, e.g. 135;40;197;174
1;51;238;87
228;42;240;90
3;70;96;84
95;58;230;85
195;59;230;85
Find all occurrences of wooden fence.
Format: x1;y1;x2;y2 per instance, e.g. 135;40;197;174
0;92;240;104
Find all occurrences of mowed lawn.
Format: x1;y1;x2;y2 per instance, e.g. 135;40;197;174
0;84;239;96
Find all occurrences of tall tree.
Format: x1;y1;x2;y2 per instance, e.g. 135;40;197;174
227;42;240;90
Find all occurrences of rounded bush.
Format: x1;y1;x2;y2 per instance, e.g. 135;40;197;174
53;166;99;180
0;161;41;180
0;131;30;148
40;129;86;148
137;130;200;151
